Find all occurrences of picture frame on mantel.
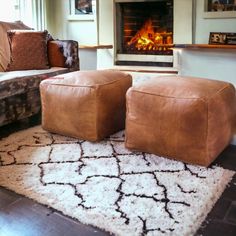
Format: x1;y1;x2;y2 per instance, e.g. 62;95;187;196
68;0;97;21
209;32;236;45
203;0;236;18
209;32;227;44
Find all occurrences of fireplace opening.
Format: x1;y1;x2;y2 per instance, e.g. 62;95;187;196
115;0;174;67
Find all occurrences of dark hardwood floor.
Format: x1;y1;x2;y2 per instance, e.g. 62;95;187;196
0;114;235;236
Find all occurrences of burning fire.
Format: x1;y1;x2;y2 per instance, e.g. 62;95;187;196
127;19;173;52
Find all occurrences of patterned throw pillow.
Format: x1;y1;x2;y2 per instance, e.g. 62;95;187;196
6;30;50;71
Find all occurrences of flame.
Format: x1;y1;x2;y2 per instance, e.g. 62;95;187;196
127;18;173;52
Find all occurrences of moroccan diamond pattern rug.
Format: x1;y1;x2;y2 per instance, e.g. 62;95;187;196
0;126;234;236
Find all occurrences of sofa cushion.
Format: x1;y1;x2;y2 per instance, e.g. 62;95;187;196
0;21;32;72
6;30;49;71
0;67;72;99
0;67;79;127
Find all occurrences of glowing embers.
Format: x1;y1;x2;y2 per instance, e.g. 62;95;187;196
126;19;173;55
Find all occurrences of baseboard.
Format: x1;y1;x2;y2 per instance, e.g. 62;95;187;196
111;65;178;74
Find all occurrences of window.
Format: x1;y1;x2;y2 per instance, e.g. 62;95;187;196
0;0;20;22
0;0;45;30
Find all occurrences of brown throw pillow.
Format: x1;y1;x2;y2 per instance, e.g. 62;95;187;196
6;30;50;71
0;21;32;71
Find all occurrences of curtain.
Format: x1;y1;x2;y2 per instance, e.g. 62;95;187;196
19;0;47;30
0;0;47;30
18;0;33;27
32;0;47;30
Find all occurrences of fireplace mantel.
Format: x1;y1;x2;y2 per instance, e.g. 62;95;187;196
79;45;113;49
174;44;236;50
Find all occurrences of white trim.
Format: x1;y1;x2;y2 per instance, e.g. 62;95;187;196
116;54;173;63
203;11;236;19
67;14;95;21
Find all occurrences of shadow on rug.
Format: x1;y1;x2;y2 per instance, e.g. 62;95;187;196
0;126;234;236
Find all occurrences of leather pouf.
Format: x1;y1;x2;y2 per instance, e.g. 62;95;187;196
40;70;132;141
125;76;236;166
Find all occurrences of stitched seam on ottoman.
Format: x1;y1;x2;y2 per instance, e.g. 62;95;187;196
87;73;131;86
39;84;46;128
125;89;132;147
208;84;235;99
129;89;206;101
206;100;209;165
95;87;99;141
39;78;130;88
131;84;235;100
94;77;130;87
38;83;97;88
206;83;235;162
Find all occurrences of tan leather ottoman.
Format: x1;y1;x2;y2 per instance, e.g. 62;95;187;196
125;76;236;166
40;70;132;141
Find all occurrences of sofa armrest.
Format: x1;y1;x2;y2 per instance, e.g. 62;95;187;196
47;40;80;69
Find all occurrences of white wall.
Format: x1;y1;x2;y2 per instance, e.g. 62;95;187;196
45;0;98;70
46;0;97;45
45;0;68;39
195;0;236;43
177;48;236;85
46;0;236;45
97;0;114;69
177;0;236;85
173;0;192;44
79;49;97;70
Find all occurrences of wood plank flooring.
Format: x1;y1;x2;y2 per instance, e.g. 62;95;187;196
0;114;235;236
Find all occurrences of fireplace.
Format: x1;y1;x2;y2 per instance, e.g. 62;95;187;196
97;0;192;70
115;0;174;67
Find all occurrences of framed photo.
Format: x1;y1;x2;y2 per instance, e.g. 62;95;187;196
226;32;236;44
209;32;236;44
209;32;227;44
204;0;236;18
207;0;236;12
68;0;97;21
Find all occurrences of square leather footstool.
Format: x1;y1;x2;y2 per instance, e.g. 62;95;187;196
40;70;132;141
125;76;236;166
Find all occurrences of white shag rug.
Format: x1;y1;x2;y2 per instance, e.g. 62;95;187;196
0;126;234;236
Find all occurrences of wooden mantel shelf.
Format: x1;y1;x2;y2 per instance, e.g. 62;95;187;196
174;44;236;50
79;45;113;49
